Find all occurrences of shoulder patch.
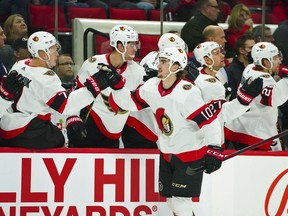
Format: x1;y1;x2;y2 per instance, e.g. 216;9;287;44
43;70;55;76
182;84;192;90
260;74;271;78
204;78;217;83
88;57;97;63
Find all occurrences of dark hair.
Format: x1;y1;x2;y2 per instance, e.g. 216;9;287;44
252;25;271;41
234;33;254;55
196;0;211;10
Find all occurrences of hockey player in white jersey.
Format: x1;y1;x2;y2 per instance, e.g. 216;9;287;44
122;32;190;148
102;46;224;216
0;31;110;149
225;42;285;150
69;24;146;148
193;41;263;148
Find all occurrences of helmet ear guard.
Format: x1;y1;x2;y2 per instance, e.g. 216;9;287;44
251;42;279;69
28;31;60;59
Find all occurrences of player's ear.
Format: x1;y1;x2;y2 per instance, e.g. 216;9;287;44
38;50;49;60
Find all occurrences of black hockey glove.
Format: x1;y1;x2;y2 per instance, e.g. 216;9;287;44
0;70;28;101
66;116;87;147
184;61;199;82
143;63;158;82
237;77;263;105
203;145;225;174
278;65;288;78
85;70;110;98
97;63;126;90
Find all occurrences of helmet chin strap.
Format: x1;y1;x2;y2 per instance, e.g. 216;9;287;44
261;60;273;74
115;44;134;62
160;63;180;81
38;51;53;68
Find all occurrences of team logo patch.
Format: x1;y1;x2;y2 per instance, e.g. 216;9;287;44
261;74;271;78
169;37;175;42
178;48;184;53
259;44;266;49
43;70;55;76
88;57;97;63
205;78;217;83
101;93;128;114
120;26;126;31
32;36;39;42
182;84;192;90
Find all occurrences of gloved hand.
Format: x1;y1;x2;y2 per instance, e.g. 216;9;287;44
184;61;199;82
66;116;87;147
97;63;126;90
0;70;28;101
143;63;158;82
85;70;110;98
278;65;288;78
237;77;263;105
203;145;225;174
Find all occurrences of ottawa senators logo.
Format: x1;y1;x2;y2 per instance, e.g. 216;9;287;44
259;44;266;49
169;37;175;42
88;57;97;63
205;78;217;83
101;93;128;114
119;26;126;31
32;36;39;42
43;70;55;76
155;108;173;136
182;84;192;90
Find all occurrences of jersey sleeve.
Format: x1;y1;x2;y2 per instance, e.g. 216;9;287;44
184;87;222;146
109;85;149;113
260;78;288;107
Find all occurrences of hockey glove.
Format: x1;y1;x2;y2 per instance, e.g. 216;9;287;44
0;70;28;101
203;145;225;174
66;116;87;147
184;61;199;82
85;70;110;98
237;77;263;105
97;63;126;90
278;65;288;78
143;63;158;82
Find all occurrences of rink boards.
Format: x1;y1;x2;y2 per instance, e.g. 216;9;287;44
0;148;287;216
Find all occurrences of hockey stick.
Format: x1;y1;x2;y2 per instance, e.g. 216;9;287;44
186;129;288;176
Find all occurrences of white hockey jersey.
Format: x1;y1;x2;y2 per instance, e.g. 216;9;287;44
225;66;288;150
195;69;250;145
110;78;222;162
0;59;95;139
76;54;146;139
0;97;12;118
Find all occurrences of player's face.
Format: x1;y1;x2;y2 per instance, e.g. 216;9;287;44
211;47;225;70
157;57;171;79
48;45;59;67
124;41;140;61
0;27;6;48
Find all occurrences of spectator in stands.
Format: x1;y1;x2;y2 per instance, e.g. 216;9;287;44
226;33;255;100
55;53;75;90
252;25;274;43
0;14;28;71
12;36;30;62
225;4;253;59
181;0;220;52
273;20;288;66
0;26;7;77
